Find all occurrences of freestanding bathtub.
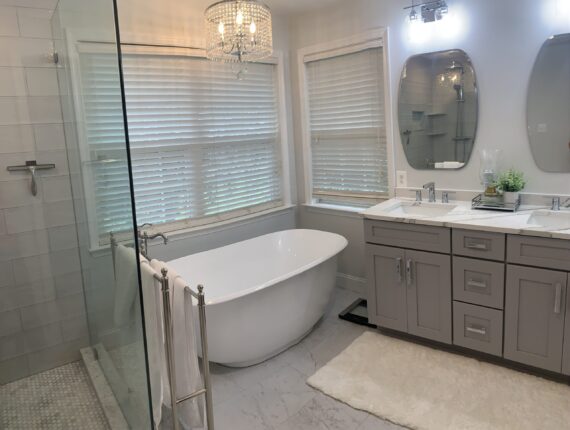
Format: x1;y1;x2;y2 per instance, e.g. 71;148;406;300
167;229;348;367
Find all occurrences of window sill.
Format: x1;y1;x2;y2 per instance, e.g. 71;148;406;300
89;204;296;257
302;202;375;219
159;204;296;242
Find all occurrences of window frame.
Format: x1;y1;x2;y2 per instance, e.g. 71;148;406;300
297;28;395;208
65;31;291;249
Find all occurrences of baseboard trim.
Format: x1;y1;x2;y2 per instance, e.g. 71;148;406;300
336;272;366;296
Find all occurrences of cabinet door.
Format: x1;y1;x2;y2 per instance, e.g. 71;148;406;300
406;250;452;344
366;244;407;331
504;265;567;372
563;274;570;376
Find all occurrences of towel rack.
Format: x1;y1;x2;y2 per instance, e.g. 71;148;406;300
110;233;215;429
155;268;214;430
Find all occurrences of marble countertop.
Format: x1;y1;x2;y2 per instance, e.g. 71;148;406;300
361;198;570;239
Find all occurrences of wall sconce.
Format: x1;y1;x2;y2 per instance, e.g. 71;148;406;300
405;0;448;23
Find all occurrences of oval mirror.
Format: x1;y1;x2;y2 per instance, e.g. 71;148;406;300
398;49;478;170
527;34;570;173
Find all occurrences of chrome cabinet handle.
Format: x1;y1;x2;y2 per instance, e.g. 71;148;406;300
396;257;403;284
406;259;413;286
467;279;487;290
554;283;562;314
466;326;487;336
465;240;488;250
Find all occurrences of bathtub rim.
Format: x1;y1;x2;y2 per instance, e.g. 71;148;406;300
168;229;347;306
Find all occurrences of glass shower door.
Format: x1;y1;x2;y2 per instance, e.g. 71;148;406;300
51;0;152;428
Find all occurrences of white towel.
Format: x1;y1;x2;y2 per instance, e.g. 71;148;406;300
150;260;205;430
139;260;168;428
113;244;139;326
435;161;465;169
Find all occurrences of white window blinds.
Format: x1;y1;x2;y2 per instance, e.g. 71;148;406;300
305;47;388;203
77;49;282;238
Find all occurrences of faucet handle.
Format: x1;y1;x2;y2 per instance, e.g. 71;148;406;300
552;196;561;211
442;192;449;204
415;190;422;202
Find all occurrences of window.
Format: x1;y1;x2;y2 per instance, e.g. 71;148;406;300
301;34;389;206
76;46;284;242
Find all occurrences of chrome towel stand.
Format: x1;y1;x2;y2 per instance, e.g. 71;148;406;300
6;160;55;196
110;233;215;430
155;269;215;430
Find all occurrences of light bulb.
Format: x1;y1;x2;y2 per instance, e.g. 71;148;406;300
218;21;225;35
249;20;256;34
236;10;244;25
409;8;418;22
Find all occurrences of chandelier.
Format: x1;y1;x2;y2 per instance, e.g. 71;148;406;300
205;0;273;63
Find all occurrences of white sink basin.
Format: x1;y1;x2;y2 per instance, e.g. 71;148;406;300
382;201;459;218
526;210;570;230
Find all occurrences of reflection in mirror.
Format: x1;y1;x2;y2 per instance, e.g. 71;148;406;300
398;49;478;170
528;34;570;173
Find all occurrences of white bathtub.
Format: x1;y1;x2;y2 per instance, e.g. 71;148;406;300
167;229;348;367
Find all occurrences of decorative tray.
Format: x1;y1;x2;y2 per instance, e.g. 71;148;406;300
471;194;521;212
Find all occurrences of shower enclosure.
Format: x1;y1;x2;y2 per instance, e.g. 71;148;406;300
51;0;153;427
0;0;152;428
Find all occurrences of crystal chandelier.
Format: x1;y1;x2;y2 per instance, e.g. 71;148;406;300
205;0;273;63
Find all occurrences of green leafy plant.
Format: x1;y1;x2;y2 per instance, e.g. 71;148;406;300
497;169;526;193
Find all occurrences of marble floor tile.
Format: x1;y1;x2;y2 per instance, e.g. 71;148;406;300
274;392;369;430
209;287;407;430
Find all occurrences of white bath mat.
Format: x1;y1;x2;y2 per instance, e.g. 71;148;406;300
307;331;570;430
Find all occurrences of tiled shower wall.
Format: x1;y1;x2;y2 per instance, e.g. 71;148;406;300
0;1;88;384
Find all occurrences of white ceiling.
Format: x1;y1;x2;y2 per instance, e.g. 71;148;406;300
195;0;342;15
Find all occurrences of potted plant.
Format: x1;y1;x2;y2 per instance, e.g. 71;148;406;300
497;169;526;204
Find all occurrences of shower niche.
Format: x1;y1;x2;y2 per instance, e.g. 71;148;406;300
398;49;478;170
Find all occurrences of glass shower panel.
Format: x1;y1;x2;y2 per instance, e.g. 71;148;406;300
51;0;152;428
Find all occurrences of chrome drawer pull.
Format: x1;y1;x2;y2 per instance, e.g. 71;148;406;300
406;259;413;286
396;257;402;284
467;279;487;290
466;326;487;336
554;283;562;314
465;241;488;250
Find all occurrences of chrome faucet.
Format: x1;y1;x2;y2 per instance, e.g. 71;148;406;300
138;223;168;258
415;190;423;202
423;182;436;203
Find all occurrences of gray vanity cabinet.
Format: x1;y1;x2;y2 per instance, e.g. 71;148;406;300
366;243;452;344
366;244;407;332
504;265;568;373
405;250;452;343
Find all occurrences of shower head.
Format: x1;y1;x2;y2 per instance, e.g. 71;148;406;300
446;61;464;73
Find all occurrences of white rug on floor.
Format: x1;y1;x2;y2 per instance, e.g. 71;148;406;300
307;331;570;430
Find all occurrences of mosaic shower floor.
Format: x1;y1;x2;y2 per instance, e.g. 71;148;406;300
0;361;109;430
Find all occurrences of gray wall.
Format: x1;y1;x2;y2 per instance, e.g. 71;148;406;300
0;1;87;384
290;0;570;293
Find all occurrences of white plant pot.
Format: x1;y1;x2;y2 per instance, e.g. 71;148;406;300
503;191;520;205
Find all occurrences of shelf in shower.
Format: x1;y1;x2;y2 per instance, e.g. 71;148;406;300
452;136;473;141
426;112;447;117
426;131;447;137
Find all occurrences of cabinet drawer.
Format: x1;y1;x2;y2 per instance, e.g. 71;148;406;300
453;257;505;309
452;229;505;261
364;220;450;253
507;235;570;271
453;302;503;357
